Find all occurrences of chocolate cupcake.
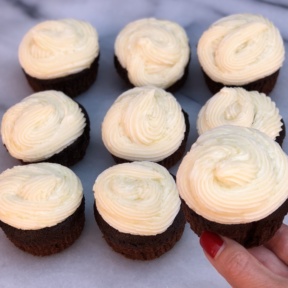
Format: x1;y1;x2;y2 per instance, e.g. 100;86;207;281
176;125;288;248
197;14;285;95
101;86;190;169
114;18;190;91
197;87;286;146
93;161;185;260
0;163;85;256
18;19;99;98
1;90;90;166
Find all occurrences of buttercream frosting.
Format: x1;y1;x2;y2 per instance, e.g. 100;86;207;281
197;14;285;85
1;90;86;162
0;163;83;230
102;86;186;161
19;19;99;79
93;161;181;235
177;125;288;224
197;87;283;139
115;18;190;89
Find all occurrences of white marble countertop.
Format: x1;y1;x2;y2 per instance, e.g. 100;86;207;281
0;0;287;287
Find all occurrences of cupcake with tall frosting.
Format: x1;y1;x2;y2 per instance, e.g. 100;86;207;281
197;14;285;94
18;19;99;97
93;161;185;260
0;163;85;256
101;86;189;169
177;125;288;248
1;90;90;166
197;87;286;146
114;18;190;91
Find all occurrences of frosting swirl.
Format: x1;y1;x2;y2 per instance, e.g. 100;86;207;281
93;161;181;235
1;90;86;162
197;87;283;139
0;163;83;230
102;86;186;161
115;18;190;88
19;19;99;79
197;14;285;85
177;126;288;224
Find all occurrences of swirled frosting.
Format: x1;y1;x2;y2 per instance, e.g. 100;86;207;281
197;14;285;85
177;125;288;224
19;19;99;79
0;163;83;230
102;86;186;161
1;90;86;162
93;161;181;235
197;87;283;139
115;18;190;88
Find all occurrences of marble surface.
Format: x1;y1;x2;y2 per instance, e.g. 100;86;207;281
0;0;288;287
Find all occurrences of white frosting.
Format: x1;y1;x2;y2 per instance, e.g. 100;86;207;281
93;161;181;235
115;18;190;89
0;163;83;230
197;14;285;85
197;87;283;140
102;86;186;162
19;19;99;79
177;125;288;224
1;90;86;162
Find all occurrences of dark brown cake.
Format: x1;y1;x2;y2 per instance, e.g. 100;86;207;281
111;110;190;169
114;55;190;93
181;198;288;248
28;103;90;167
197;14;284;96
177;125;288;249
0;197;85;256
202;66;280;96
4;102;90;167
94;202;185;260
23;56;99;98
276;119;286;147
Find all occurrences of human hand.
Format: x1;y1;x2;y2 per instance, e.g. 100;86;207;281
199;224;288;288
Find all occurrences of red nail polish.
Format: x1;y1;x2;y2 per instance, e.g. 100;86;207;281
200;231;224;259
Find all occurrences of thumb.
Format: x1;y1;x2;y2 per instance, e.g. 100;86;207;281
199;231;285;288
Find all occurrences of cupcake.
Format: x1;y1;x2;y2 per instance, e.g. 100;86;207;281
197;87;286;146
176;125;288;248
1;90;90;166
93;161;185;260
101;86;190;169
197;14;285;95
114;18;190;91
0;163;85;256
18;19;99;98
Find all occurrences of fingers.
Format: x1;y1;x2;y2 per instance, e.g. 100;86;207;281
249;246;288;278
200;231;287;288
265;224;288;265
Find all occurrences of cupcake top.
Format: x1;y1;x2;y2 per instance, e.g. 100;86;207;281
177;125;288;224
0;163;83;230
197;14;285;85
19;19;99;79
93;161;181;235
102;86;186;162
1;90;86;162
197;87;283;140
115;18;190;89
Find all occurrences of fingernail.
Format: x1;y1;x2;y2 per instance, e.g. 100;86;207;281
200;231;224;259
